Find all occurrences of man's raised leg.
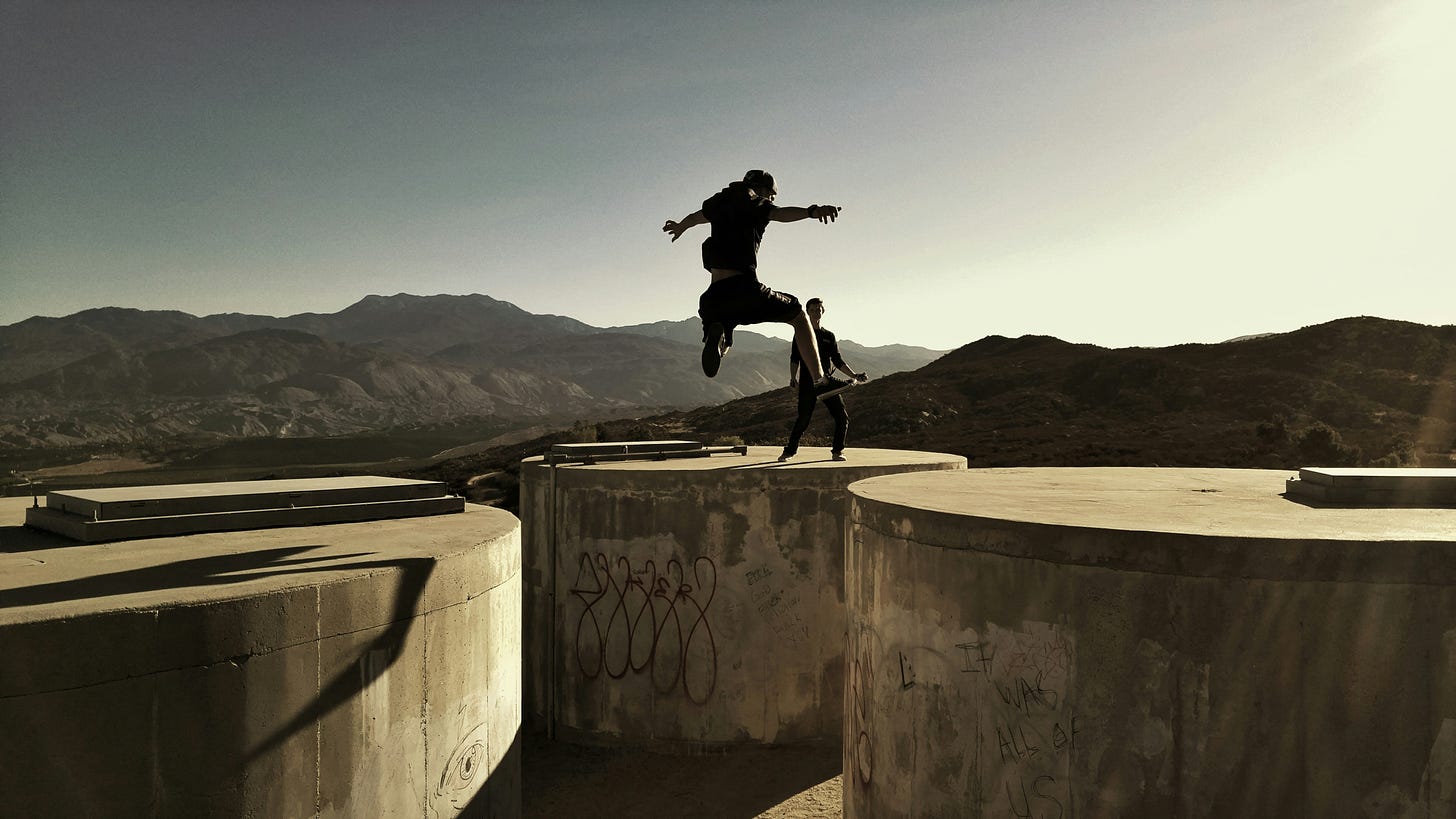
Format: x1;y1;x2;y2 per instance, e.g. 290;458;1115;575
702;320;727;377
789;310;823;381
791;310;855;400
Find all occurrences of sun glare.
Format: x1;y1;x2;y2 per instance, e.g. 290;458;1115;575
1112;0;1454;328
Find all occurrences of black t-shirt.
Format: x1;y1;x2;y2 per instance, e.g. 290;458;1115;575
700;181;774;274
791;327;847;377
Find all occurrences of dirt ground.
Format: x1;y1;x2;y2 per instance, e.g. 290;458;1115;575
29;455;160;478
522;732;843;818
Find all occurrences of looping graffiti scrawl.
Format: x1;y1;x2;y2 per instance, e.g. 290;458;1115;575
848;627;875;788
568;552;719;704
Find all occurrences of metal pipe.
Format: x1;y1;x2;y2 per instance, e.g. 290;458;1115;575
547;458;559;739
544;445;747;466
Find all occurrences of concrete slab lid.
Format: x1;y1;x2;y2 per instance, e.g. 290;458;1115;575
1301;467;1456;479
849;467;1456;542
1286;467;1456;507
48;475;440;504
524;445;961;472
549;440;703;455
26;476;463;541
1297;467;1456;487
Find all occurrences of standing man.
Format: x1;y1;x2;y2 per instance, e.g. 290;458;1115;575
663;170;855;400
779;298;868;462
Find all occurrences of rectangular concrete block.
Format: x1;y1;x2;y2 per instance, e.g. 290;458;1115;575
41;477;453;521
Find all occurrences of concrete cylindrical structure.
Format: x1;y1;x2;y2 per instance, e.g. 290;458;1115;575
521;446;965;749
845;467;1456;818
0;498;522;818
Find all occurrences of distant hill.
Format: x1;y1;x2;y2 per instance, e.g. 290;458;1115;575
0;294;597;383
0;293;946;453
603;316;948;379
265;292;598;357
0;307;229;384
405;316;1456;511
671;316;1456;468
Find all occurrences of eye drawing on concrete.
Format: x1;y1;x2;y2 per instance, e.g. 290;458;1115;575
435;721;490;811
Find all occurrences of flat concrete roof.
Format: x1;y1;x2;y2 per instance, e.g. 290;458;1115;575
1301;467;1456;480
45;475;442;504
0;497;518;626
851;467;1456;542
27;476;462;541
524;445;962;473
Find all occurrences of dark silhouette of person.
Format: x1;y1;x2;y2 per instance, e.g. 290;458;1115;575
779;297;867;461
664;170;855;401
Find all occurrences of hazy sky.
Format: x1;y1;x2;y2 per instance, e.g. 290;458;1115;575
3;0;1451;350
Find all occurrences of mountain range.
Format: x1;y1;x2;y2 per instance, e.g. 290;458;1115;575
670;316;1456;469
0;293;945;453
405;316;1456;511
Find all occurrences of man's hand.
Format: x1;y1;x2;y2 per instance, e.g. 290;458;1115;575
811;205;841;224
663;210;706;242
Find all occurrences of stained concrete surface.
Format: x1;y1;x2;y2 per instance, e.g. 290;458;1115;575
853;466;1456;544
845;468;1456;818
26;475;463;541
0;496;523;818
520;446;966;749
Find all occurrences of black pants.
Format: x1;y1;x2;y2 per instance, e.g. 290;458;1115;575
699;272;801;347
784;373;848;455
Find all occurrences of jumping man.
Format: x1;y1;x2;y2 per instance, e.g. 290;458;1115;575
663;169;855;400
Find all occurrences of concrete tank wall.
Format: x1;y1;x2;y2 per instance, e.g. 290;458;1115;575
520;446;965;749
0;498;522;818
846;468;1456;818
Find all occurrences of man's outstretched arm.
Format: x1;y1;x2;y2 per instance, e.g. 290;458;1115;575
834;352;866;381
770;204;841;224
663;210;707;242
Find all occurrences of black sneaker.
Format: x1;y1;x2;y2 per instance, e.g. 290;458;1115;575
832;452;846;462
701;322;727;377
777;448;794;462
813;375;855;401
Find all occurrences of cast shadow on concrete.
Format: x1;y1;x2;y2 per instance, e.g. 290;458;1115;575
0;521;77;553
717;457;836;471
555;459;772;474
246;553;434;763
1281;493;1341;509
1279;493;1456;510
0;535;437;776
0;542;405;609
752;458;837;469
518;731;841;818
449;728;524;818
